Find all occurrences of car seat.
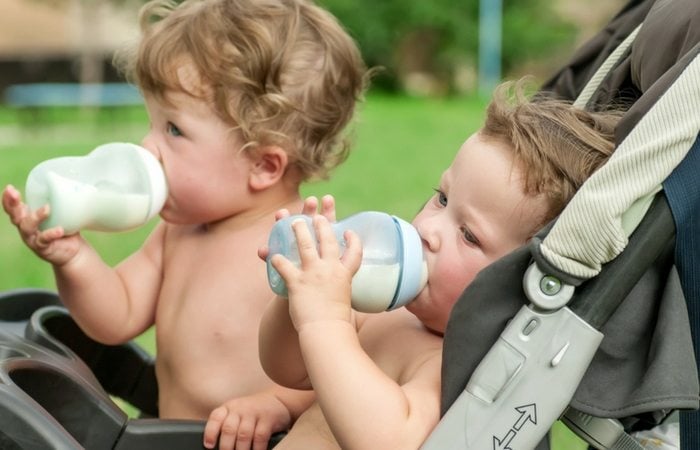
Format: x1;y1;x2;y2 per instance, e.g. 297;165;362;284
424;0;700;448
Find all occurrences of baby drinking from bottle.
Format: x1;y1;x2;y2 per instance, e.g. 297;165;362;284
203;80;622;450
3;0;369;443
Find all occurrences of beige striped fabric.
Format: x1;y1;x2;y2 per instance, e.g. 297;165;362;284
539;54;700;279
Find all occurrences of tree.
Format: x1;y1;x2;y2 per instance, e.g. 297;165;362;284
319;0;577;94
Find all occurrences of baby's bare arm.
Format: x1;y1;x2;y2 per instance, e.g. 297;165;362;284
3;184;163;344
259;297;312;389
299;321;442;450
273;215;443;449
258;194;338;388
55;222;165;344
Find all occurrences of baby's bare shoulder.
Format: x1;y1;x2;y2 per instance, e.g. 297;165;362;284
359;309;442;380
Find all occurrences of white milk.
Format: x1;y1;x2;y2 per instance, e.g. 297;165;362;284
351;263;401;313
43;171;150;234
90;190;151;232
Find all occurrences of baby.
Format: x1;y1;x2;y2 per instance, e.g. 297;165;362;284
204;81;622;449
2;0;368;433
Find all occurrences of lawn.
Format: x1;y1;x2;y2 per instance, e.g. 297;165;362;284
0;95;585;449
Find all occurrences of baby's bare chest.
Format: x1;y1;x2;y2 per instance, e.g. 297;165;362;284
155;230;272;351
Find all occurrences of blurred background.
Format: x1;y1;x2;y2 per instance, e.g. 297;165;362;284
0;0;624;93
0;0;626;447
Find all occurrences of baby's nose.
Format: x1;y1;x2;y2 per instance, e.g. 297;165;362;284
415;221;440;253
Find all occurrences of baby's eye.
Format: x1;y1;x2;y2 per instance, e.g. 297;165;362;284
166;122;183;137
460;225;480;246
433;189;448;207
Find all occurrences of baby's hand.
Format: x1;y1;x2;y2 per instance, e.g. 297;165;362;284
203;392;292;450
274;194;337;222
2;185;81;266
270;214;362;330
300;194;337;222
258;194;338;262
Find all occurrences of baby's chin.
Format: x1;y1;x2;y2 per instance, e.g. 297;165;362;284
405;296;445;335
158;205;216;226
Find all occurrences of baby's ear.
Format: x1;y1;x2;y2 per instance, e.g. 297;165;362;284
248;145;289;191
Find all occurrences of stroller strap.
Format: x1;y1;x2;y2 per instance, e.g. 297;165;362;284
574;24;642;110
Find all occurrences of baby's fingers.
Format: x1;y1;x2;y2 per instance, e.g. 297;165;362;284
17;205;50;240
273;208;291;221
204;406;235;449
257;245;270;261
315;214;340;259
249;420;273;450
341;230;363;273
269;254;298;282
32;226;66;250
291;218;319;264
301;196;319;216
2;185;27;224
320;194;336;222
235;416;263;450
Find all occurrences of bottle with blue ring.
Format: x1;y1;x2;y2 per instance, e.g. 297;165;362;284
266;211;428;313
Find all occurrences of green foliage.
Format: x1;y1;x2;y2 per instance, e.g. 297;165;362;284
318;0;577;92
500;2;577;74
317;0;476;91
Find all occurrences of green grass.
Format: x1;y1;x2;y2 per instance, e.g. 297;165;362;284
0;97;585;449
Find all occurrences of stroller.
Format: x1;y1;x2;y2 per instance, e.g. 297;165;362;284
425;0;700;448
0;0;698;448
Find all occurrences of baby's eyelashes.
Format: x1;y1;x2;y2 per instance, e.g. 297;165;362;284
166;122;183;137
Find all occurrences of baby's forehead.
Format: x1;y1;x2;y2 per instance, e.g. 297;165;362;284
449;135;543;213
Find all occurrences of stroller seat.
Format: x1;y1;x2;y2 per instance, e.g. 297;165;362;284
0;288;207;450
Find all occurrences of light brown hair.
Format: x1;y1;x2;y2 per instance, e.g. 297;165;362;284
481;80;622;225
117;0;369;180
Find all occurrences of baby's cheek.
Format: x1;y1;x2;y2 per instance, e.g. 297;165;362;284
433;263;476;306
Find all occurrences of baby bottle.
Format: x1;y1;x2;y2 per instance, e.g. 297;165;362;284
266;211;429;313
25;142;167;235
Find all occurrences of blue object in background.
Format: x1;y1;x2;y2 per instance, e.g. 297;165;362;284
478;0;502;97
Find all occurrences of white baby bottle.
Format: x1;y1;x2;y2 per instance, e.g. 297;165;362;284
266;211;428;313
25;142;167;235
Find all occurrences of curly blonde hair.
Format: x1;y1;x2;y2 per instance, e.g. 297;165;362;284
117;0;369;180
481;80;623;225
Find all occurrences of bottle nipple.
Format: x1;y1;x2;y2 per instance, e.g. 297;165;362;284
419;259;429;291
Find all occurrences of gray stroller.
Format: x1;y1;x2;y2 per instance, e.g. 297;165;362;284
425;0;700;448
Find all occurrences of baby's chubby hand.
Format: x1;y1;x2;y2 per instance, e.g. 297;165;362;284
257;194;337;262
2;184;82;266
269;214;362;331
203;392;292;450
